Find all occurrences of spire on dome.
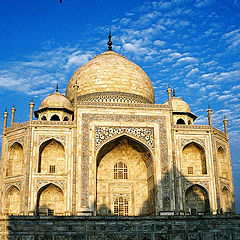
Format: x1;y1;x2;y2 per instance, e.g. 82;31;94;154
107;31;113;51
173;88;176;97
56;83;59;92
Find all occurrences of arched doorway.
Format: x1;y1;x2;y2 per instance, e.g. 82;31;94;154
37;184;64;215
96;136;154;216
185;185;210;214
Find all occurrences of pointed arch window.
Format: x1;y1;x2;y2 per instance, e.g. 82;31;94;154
114;162;128;179
176;118;185;125
50;114;60;121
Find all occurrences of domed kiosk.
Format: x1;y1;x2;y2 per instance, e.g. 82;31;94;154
164;94;197;125
34;85;73;121
0;32;235;231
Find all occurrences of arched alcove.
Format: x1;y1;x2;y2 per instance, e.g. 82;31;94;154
217;147;228;179
5;186;21;215
185;185;210;214
96;135;154;216
7;142;23;177
41;115;47;121
182;142;207;175
63;116;69;121
37;184;64;216
176;118;185;125
38;139;65;174
50;114;60;121
221;187;231;213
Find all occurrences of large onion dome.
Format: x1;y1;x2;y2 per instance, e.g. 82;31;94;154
65;50;155;104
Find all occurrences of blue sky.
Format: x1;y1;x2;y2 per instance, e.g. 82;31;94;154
0;0;239;212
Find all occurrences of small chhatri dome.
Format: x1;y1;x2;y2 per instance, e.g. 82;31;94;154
65;34;155;104
165;96;197;121
39;92;73;111
170;97;191;113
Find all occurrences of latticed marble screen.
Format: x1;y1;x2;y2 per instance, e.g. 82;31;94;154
114;197;129;216
114;162;128;179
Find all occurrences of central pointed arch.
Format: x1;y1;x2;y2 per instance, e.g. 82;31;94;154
96;135;155;216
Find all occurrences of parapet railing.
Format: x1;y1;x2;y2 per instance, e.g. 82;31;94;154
3;120;75;133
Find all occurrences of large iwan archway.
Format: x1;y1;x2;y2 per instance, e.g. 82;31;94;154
96;135;155;216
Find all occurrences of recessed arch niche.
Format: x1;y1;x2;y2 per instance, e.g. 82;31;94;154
36;183;64;216
38;139;65;174
5;186;21;215
7;142;23;177
96;135;155;216
221;186;231;213
217;147;228;179
182;142;207;175
185;184;210;214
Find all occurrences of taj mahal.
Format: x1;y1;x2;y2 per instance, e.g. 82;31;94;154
0;34;235;218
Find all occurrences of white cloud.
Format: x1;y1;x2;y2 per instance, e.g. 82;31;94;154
222;28;240;50
186;68;200;77
66;51;93;68
188;82;201;88
120;17;131;25
177;57;199;63
153;40;165;46
217;94;234;101
123;39;149;55
169;52;182;58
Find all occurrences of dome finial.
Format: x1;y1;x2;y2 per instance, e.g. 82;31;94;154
56;83;59;93
107;31;112;51
173;88;176;97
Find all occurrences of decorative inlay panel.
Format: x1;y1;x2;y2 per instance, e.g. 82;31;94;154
39;135;66;147
95;126;154;150
181;138;205;149
81;113;169;210
78;92;152;104
113;193;130;201
8;137;24;148
216;142;226;151
182;181;209;193
5;181;21;191
220;181;230;191
37;180;65;191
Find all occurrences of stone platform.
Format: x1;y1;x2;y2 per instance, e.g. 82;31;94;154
0;215;240;240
